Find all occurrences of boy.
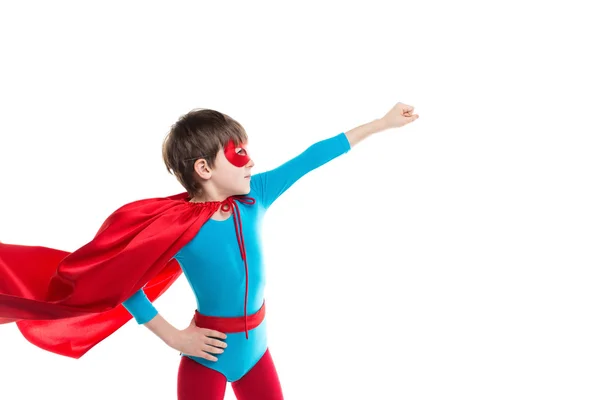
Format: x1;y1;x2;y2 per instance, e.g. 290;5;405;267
0;102;418;399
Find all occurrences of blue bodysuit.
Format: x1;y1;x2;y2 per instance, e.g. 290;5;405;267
123;132;351;382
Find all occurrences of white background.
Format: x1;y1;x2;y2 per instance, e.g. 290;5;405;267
1;1;599;399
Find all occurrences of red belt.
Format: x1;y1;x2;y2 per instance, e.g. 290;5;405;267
194;301;266;333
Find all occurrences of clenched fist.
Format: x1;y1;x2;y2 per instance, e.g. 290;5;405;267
380;102;419;129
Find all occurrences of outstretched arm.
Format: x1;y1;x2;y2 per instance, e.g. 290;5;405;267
250;132;351;209
250;102;419;209
344;102;419;147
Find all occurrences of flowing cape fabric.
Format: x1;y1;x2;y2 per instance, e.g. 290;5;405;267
0;192;222;359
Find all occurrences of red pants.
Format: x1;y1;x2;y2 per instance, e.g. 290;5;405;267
177;348;284;400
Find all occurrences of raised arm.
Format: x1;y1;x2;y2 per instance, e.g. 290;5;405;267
250;102;418;209
250;132;351;209
344;102;419;147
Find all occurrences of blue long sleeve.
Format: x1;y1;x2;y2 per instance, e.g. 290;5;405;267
250;132;351;209
122;288;158;324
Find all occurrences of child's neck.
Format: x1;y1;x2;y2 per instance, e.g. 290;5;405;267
189;192;230;204
189;194;235;221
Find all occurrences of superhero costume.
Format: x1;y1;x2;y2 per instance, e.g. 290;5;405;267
0;132;351;374
123;131;351;382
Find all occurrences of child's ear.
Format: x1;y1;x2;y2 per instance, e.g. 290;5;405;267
194;159;212;179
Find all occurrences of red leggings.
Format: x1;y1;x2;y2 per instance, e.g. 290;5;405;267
177;348;284;400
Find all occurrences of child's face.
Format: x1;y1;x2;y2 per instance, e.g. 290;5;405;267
211;140;254;196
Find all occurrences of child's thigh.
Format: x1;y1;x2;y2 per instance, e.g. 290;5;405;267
231;348;284;400
177;356;227;400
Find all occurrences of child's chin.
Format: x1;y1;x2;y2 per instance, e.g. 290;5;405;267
237;186;251;195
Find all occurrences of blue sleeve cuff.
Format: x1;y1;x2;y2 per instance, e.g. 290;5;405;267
337;132;352;153
122;289;159;325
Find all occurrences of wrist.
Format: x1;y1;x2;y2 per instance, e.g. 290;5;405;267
143;313;181;348
165;328;182;349
372;118;389;133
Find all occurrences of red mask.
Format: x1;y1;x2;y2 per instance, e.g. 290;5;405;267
224;139;251;167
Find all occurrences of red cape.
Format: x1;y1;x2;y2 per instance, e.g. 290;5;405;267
0;192;230;359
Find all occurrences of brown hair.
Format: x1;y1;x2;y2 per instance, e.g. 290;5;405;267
162;108;248;198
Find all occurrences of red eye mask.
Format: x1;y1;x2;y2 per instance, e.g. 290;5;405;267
224;139;251;167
